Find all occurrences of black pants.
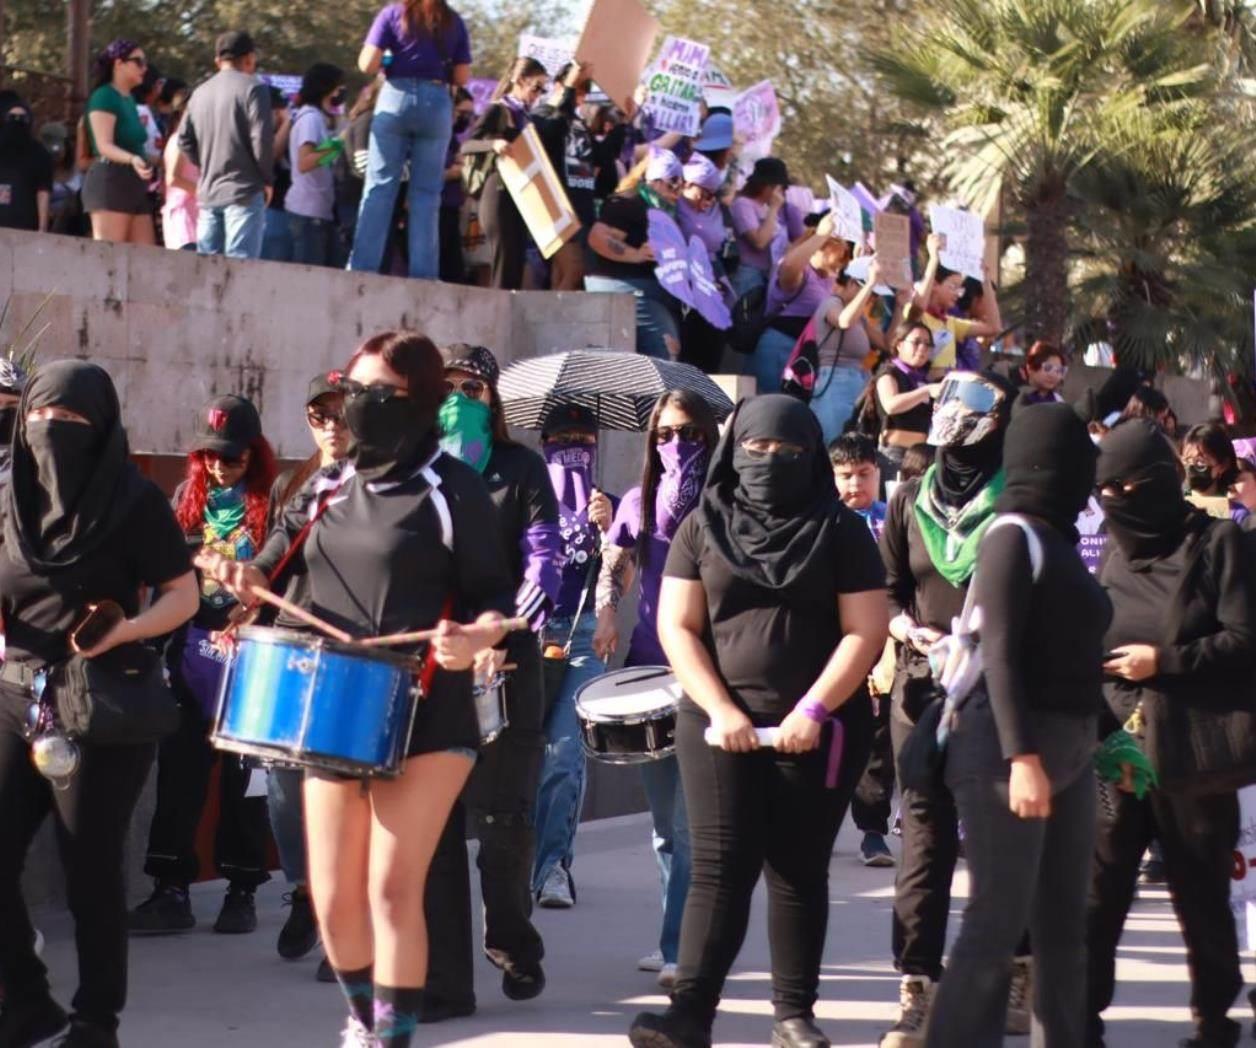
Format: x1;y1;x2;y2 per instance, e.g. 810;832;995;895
478;174;527;291
0;686;154;1032
142;676;270;890
679;311;726;375
926;699;1095;1048
670;696;872;1029
439;205;467;284
424;636;546;1007
1087;779;1241;1046
852;694;895;836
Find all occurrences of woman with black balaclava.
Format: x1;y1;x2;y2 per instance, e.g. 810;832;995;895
201;331;516;1048
0;91;54;233
0;361;197;1048
1086;419;1255;1048
878;370;1035;1048
629;395;888;1048
1181;422;1249;526
925;404;1111;1047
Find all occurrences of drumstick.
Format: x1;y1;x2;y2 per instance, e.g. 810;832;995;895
359;616;531;648
252;588;355;645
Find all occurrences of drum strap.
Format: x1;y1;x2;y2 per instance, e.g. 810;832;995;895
265;484;343;588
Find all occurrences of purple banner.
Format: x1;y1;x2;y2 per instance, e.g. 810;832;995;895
649;210;695;309
687;236;732;329
1077;498;1108;576
467;78;498;116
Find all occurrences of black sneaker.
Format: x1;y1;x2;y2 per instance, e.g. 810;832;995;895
51;1021;119;1048
501;962;546;1001
127;883;194;935
628;1009;712;1048
0;995;68;1048
277;888;319;959
213;886;257;935
859;832;895;868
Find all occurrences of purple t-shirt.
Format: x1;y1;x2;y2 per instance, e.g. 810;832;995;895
730;196;787;274
366;4;471;81
608;486;681;666
765;262;836;320
285;106;334;220
677;198;728;256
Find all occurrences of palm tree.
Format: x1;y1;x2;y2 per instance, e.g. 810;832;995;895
869;0;1217;345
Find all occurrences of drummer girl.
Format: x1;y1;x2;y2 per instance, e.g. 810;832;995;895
202;330;516;1048
592;389;720;987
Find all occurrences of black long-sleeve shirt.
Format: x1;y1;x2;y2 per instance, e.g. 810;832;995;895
879;478;967;632
972;517;1112;758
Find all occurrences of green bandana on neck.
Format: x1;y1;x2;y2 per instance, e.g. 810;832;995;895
912;466;1005;586
204;485;246;542
638;182;675;217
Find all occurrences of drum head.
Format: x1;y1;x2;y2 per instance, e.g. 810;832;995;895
236;625;414;667
575;666;681;722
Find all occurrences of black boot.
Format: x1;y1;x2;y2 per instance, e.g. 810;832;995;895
772;1016;831;1048
627;1009;712;1048
51;1020;119;1048
0;995;68;1048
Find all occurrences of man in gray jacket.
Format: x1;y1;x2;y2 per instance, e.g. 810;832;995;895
179;30;273;259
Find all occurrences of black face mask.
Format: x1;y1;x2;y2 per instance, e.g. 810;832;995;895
1187;462;1216;492
0;115;31;151
732;446;812;513
1100;463;1188;562
26;420;100;533
343;394;432;481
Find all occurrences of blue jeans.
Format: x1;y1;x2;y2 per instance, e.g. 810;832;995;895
287;212;335;267
260;207;292;262
584;274;681;359
196;192;266;259
532;611;604;892
811;363;869;444
349;78;451;280
641;754;690;964
752;324;797;396
266;766;306;886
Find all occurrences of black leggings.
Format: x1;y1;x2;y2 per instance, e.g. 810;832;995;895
0;686;154;1032
670;697;872;1029
478;173;528;290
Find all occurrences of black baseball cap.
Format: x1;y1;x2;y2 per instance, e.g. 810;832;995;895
216;30;257;60
307;370;343;406
442;343;500;387
192;394;261;458
541;402;597;437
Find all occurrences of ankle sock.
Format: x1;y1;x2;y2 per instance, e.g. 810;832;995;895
333;965;374;1029
373;985;424;1046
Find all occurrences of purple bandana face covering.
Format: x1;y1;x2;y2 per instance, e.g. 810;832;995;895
543;441;595;514
656;438;707;537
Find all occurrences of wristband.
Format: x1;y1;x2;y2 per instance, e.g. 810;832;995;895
795;696;829;724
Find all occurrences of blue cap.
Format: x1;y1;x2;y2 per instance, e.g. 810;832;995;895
693;111;734;151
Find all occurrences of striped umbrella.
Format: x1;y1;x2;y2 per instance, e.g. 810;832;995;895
497;350;734;431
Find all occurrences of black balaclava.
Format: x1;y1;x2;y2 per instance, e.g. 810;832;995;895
3;360;142;571
931;371;1016;509
700;394;839;592
0;92;33;155
344;390;439;482
996;402;1097;543
1096;419;1190;565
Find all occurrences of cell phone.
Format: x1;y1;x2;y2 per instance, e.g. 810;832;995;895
70;600;125;652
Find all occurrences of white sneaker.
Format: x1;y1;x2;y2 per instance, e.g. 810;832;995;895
1006;955;1032;1035
880;975;933;1048
657;963;677;990
637;949;664;972
338;1015;373;1048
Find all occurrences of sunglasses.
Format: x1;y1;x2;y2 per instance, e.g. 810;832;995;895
204;451;247;468
1040;363;1068;376
655;424;702;444
340;379;409;403
307;406;344;428
124;54;148;68
444;378;486;400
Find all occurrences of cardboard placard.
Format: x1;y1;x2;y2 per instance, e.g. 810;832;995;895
518;34;576;77
873;211;913;290
928;203;985;280
644;36;709;136
498;124;581;260
703;63;737;110
575;0;660;111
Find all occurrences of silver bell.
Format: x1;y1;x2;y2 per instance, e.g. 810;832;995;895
31;733;80;786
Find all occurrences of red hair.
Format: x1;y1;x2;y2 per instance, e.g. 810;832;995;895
175;436;278;545
1026;340;1066;372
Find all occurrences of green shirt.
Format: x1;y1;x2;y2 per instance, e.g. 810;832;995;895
85;84;148;158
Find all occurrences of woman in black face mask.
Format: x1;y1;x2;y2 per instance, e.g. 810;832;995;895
1181;422;1250;526
924;404;1112;1048
202;331;516;1048
0;360;198;1048
630;395;888;1048
0;91;54;233
1086;419;1256;1048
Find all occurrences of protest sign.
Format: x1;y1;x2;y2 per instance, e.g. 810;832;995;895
648;210;695;309
643;36;709;136
259;73;302;100
928;203;985;280
852;182;882;217
518;34;575;77
873;211;913;290
785;185;815;216
498;124;580;259
1076;497;1108;576
467;78;497;115
575;0;660;111
733;80;780;157
703;64;737;110
1232;786;1256;950
826;176;864;247
687;237;732;329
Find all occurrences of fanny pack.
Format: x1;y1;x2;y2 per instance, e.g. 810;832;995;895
47;643;179;746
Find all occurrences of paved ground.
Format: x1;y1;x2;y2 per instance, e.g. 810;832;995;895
32;812;1254;1047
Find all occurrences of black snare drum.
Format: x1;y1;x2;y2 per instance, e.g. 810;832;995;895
575;666;681;764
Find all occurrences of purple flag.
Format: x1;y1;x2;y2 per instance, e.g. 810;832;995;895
687;237;732;329
852;181;882;216
649;210;695;309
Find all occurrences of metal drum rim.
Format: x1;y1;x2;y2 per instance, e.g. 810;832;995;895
235;624;416;667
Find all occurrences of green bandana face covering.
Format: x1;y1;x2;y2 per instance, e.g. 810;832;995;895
912;465;1004;586
638;182;675;216
438;392;493;473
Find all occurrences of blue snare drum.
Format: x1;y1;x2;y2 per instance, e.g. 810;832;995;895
212;626;419;777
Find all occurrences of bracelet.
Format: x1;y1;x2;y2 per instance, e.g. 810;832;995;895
795;696;830;724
